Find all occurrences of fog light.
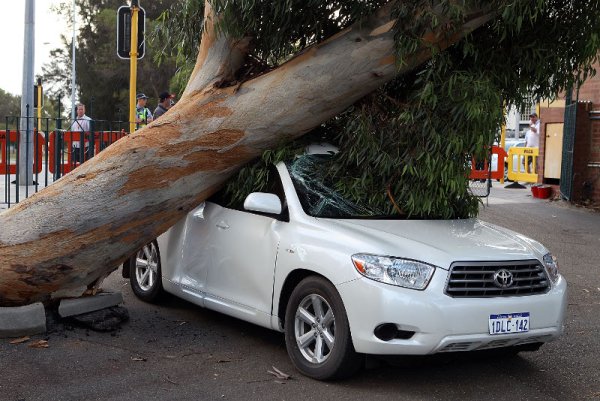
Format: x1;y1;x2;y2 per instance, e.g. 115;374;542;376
374;324;415;341
374;324;398;341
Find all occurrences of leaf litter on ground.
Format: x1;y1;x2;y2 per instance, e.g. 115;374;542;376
9;336;30;344
268;366;291;380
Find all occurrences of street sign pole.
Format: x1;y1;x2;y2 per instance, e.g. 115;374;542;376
128;0;139;134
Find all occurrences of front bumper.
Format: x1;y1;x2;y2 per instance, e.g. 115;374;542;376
336;271;567;355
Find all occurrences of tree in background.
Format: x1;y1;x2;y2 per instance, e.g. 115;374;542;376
0;88;60;129
1;0;599;306
42;0;178;122
0;89;22;122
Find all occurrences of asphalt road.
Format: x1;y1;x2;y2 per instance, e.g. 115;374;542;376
1;186;599;401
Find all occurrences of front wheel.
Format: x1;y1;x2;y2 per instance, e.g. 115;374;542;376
129;240;164;303
284;276;362;380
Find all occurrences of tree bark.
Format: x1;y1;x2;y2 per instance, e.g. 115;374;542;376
0;2;492;306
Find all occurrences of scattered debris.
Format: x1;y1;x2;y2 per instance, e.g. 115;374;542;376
165;376;179;385
583;289;590;293
9;336;31;344
68;306;129;332
131;357;147;362
267;366;291;380
28;339;49;348
83;288;100;296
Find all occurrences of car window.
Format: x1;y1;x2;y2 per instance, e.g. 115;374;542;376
209;166;287;218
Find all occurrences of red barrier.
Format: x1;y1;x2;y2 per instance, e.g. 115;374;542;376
93;130;127;154
470;145;507;180
48;131;127;174
0;130;44;175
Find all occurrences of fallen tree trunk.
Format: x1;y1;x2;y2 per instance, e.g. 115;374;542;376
0;2;491;306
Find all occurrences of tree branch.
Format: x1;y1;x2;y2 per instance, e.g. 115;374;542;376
183;1;251;97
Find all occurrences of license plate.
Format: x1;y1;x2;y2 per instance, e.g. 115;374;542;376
489;312;529;335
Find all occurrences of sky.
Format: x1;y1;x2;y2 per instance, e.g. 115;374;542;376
0;0;66;95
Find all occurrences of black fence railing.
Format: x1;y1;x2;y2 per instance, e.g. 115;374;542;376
2;109;131;208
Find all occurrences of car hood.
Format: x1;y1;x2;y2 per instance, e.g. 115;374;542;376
318;218;547;270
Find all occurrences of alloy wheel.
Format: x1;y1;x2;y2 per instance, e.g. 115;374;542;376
294;294;336;364
134;242;159;292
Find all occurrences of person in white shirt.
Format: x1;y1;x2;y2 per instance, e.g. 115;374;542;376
69;103;92;166
524;112;540;173
525;112;540;148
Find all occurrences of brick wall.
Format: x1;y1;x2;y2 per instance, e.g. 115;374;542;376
577;62;600;111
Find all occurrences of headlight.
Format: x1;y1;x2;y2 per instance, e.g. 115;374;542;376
351;253;435;290
543;253;560;283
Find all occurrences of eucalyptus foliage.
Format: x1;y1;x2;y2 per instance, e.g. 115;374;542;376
153;0;600;218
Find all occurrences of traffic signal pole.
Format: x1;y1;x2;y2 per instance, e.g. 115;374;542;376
129;0;139;134
37;79;42;131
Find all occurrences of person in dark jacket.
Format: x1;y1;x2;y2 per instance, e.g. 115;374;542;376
154;92;175;119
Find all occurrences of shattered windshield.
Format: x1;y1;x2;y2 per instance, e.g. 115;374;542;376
286;155;387;218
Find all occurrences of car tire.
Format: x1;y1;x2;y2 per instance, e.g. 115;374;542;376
284;276;363;380
129;240;164;303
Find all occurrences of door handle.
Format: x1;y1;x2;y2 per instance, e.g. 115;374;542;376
216;221;230;230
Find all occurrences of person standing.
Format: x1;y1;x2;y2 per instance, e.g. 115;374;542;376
525;112;540;174
154;92;175;120
69;103;92;166
526;112;540;148
135;93;153;129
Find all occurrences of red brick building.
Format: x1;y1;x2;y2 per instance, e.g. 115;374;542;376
538;62;600;204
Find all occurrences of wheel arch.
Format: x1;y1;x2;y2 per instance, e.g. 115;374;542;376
277;269;330;327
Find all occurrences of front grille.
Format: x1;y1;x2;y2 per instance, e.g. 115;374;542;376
445;260;550;297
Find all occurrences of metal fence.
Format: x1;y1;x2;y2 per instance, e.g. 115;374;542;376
2;110;130;208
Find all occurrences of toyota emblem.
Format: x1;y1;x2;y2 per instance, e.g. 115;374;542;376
493;269;514;288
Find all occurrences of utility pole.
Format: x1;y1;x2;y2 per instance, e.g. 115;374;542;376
19;0;35;186
71;0;77;120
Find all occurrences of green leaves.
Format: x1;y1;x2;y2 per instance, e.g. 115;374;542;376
156;0;600;219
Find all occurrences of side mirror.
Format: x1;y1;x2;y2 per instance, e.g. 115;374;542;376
244;192;282;215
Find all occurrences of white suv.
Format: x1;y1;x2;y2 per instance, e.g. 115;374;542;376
125;154;567;380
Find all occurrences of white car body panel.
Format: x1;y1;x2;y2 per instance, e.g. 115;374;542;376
154;161;567;355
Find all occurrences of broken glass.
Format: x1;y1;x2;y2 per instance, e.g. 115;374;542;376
286;155;385;218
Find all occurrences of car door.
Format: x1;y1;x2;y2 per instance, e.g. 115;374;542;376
175;202;221;295
203;169;287;323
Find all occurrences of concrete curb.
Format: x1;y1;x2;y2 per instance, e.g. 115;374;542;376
58;292;123;318
0;302;47;338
